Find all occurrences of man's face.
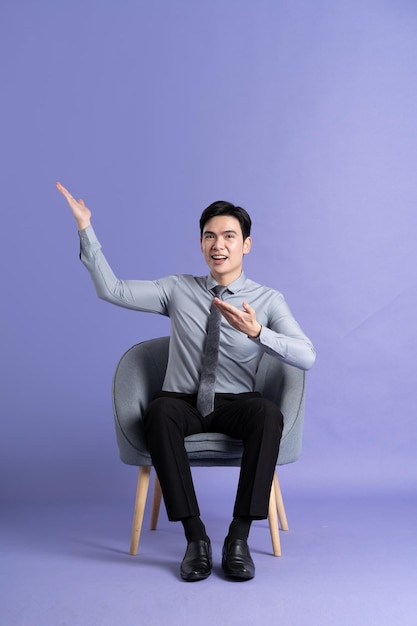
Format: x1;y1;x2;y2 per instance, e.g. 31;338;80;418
200;215;252;285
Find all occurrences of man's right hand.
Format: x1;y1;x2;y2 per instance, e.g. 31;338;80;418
56;181;92;231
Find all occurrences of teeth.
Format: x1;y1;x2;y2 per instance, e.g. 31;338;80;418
213;256;226;259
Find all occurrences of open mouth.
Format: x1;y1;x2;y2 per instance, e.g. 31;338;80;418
211;255;227;261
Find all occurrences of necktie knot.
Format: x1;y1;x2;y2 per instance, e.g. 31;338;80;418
211;285;226;299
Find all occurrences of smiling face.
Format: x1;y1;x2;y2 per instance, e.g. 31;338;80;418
200;215;252;285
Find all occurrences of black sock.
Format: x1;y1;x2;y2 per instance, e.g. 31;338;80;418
227;516;253;542
181;516;209;543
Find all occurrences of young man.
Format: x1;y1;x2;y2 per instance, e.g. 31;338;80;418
56;182;316;582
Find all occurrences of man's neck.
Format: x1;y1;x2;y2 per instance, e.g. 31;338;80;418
210;269;243;286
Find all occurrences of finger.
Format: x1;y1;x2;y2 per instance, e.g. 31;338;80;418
56;181;68;194
56;181;73;200
79;199;85;205
242;301;254;314
215;299;238;313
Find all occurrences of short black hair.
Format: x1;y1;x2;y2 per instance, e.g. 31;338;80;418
199;201;252;240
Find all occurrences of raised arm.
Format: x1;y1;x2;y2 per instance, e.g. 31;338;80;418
55;181;172;315
56;182;91;231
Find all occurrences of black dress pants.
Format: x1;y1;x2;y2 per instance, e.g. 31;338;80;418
143;391;283;522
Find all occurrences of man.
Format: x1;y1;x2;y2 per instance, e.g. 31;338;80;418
56;181;316;582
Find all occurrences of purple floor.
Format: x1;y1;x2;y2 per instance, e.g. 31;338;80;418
2;468;416;626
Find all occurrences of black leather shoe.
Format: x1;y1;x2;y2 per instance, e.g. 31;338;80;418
180;540;212;581
222;538;255;580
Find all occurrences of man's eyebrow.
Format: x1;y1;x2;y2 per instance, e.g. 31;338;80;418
203;229;238;235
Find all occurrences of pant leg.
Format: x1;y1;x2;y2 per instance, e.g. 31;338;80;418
208;395;283;519
143;393;204;521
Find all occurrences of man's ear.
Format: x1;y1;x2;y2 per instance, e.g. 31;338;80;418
243;236;252;255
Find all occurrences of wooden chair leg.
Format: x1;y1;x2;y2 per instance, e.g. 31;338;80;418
129;466;151;556
274;472;289;531
150;473;162;530
268;479;281;556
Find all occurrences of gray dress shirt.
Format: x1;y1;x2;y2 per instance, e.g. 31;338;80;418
79;226;316;394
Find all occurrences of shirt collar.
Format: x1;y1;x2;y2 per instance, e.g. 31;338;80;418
206;272;247;294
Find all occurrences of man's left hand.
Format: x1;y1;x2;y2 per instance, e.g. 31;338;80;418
214;298;262;339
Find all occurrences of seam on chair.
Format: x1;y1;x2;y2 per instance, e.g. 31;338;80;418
281;370;306;442
112;344;141;453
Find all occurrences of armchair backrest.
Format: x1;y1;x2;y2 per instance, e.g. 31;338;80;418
113;337;306;468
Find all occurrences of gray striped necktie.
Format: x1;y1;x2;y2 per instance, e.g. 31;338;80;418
196;285;226;417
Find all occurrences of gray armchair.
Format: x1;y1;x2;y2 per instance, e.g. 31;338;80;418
112;336;307;557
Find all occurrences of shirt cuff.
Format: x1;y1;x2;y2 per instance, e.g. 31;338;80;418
248;325;262;342
78;224;98;244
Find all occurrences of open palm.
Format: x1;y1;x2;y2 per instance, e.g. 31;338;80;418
56;181;91;230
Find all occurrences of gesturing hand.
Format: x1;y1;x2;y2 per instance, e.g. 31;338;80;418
56;181;91;230
214;298;262;338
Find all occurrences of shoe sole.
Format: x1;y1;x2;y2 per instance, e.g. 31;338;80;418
222;567;254;581
181;570;211;582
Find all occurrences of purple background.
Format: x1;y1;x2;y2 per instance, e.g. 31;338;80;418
2;2;417;624
2;0;416;502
